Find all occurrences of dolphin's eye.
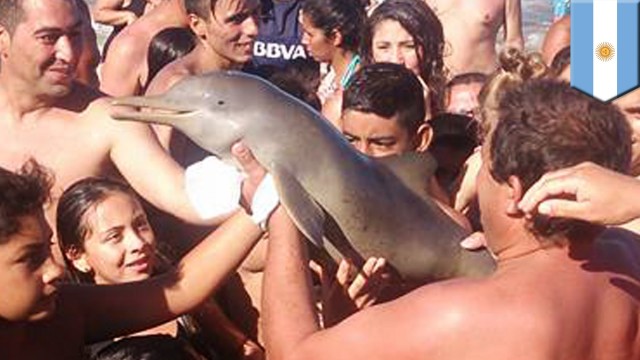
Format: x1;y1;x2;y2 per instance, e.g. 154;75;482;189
217;100;225;106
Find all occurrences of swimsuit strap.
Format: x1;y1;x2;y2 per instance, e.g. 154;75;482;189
340;54;361;89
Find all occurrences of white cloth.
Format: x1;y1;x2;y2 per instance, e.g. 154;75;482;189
250;174;280;230
185;156;243;220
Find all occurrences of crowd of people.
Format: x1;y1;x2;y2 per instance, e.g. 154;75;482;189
1;0;640;359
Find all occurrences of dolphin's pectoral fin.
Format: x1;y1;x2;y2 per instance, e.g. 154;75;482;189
271;164;325;247
375;151;438;200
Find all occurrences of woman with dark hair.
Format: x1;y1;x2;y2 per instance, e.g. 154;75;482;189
144;27;198;92
57;177;265;360
361;0;447;117
299;0;366;104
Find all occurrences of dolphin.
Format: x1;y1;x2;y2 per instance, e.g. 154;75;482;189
110;71;493;282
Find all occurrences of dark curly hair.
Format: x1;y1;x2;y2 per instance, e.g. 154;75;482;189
0;160;53;243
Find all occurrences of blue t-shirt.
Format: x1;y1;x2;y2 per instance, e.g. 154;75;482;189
251;0;311;69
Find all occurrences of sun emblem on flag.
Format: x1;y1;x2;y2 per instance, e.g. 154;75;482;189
595;42;615;61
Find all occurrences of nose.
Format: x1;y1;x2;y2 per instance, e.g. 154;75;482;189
125;231;150;253
42;256;64;286
55;34;79;64
354;142;372;156
244;15;259;37
389;47;405;65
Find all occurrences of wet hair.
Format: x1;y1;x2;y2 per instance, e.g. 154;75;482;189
301;0;366;53
549;46;570;79
56;177;138;283
361;0;446;114
145;27;197;91
342;62;425;135
0;160;53;244
93;334;202;360
0;0;25;34
488;79;632;238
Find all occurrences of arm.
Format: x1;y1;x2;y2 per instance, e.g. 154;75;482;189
107;111;217;224
92;0;138;27
76;210;263;342
192;299;264;360
503;0;524;50
264;209;457;360
518;162;640;225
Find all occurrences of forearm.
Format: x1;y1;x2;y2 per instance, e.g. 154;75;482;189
82;211;262;341
93;8;136;26
165;212;263;311
263;208;320;360
194;299;262;357
504;0;524;49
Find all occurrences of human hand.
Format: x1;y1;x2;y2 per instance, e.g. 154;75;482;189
239;338;264;360
231;142;279;228
311;257;390;327
124;11;138;26
459;231;487;251
454;148;482;213
518;162;640;225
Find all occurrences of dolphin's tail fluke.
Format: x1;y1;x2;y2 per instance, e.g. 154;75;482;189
110;95;197;127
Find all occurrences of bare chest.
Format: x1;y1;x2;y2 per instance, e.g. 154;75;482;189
0;115;113;194
428;0;505;28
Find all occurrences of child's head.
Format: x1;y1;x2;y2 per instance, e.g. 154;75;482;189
0;161;63;322
56;178;157;285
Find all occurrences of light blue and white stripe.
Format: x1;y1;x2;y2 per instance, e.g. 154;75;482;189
571;0;639;101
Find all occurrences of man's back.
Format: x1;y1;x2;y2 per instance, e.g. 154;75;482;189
398;232;640;359
100;0;188;96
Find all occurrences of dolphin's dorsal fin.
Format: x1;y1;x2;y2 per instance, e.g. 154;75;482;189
375;151;438;200
271;164;325;248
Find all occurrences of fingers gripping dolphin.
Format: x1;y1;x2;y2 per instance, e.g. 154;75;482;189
111;71;493;283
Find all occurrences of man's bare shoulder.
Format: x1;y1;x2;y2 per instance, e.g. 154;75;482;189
145;56;195;95
317;278;504;359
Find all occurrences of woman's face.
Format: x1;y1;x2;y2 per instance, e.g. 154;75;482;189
371;20;422;77
74;192;156;285
300;12;336;63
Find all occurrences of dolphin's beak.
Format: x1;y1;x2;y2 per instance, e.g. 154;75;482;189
110;95;197;127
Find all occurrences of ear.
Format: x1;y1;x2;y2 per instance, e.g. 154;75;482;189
66;247;93;274
505;175;524;216
189;13;208;39
0;25;11;60
330;29;343;47
414;122;434;152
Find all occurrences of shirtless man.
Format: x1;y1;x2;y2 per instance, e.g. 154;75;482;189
0;0;239;262
260;79;640;359
99;0;189;96
426;0;523;75
145;0;260;151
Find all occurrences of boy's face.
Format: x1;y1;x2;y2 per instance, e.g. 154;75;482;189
0;212;63;322
341;110;415;157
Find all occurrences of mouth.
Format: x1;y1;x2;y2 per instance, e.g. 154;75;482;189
126;256;152;272
111;95;198;125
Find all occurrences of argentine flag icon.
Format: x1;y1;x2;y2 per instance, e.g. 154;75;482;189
571;0;639;102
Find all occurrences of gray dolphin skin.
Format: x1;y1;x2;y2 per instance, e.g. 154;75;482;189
111;71;493;282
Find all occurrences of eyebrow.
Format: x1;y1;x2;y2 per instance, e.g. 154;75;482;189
33;19;83;35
